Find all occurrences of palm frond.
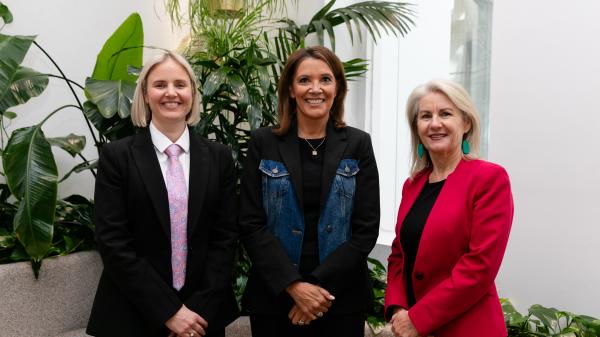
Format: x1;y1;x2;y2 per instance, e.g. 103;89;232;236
304;0;416;50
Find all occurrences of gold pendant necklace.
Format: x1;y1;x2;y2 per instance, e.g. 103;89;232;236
303;137;326;156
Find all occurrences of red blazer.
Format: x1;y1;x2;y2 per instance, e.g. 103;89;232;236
385;159;513;337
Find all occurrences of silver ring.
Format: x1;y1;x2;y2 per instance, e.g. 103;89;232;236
298;320;305;325
189;332;194;337
316;312;323;318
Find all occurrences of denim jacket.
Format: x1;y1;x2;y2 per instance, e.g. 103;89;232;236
259;158;360;265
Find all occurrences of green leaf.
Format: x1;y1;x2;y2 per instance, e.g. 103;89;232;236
85;77;135;118
228;73;249;107
0;34;35;98
3;110;16;119
82;100;134;141
91;13;143;83
247;102;262;130
3;125;58;261
203;67;228;97
0;66;49;112
343;58;369;80
529;304;561;332
47;133;86;157
59;160;97;183
0;2;13;24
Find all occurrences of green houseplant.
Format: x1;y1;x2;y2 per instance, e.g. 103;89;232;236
0;3;144;276
502;298;600;337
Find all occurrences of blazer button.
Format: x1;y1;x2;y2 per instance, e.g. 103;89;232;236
326;225;333;233
415;272;424;280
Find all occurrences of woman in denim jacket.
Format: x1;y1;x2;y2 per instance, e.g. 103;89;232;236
239;46;381;337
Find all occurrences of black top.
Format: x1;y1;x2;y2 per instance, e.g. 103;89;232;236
400;179;445;307
299;136;326;276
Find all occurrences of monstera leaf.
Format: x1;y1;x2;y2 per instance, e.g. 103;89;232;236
0;66;49;112
3;125;58;261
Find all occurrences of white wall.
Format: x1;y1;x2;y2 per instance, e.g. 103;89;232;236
2;0;187;198
489;0;600;316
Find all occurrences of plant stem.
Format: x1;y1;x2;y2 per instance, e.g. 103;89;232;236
76;153;96;178
32;41;101;154
46;74;85;90
39;105;81;126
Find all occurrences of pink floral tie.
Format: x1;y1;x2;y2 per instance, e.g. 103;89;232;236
165;144;188;290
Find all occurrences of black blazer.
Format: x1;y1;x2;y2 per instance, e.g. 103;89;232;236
239;121;380;315
87;128;239;337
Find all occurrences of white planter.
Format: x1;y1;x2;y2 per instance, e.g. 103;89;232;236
0;251;102;337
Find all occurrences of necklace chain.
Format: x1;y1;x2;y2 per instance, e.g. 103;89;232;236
302;137;326;156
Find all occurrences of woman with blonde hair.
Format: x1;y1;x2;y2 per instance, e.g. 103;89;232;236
385;79;513;337
87;51;238;337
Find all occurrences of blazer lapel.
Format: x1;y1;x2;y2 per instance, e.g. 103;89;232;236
396;172;428;235
278;127;304;210
319;123;347;212
131;130;171;237
187;132;209;236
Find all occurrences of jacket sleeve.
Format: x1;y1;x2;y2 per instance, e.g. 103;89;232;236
309;132;381;295
408;164;514;336
239;131;303;296
94;143;182;326
384;179;411;320
185;143;238;325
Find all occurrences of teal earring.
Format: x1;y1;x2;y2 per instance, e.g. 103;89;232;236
462;139;470;155
417;143;424;158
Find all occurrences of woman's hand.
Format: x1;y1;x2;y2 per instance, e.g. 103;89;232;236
390;309;419;337
286;281;334;324
166;305;208;337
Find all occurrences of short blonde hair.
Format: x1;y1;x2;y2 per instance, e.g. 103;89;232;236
131;51;201;127
406;79;481;177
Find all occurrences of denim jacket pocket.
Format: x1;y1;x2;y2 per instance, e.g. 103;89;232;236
333;159;360;198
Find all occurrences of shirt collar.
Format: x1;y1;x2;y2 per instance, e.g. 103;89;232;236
149;121;190;154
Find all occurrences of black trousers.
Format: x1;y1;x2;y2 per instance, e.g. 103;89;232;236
249;313;365;337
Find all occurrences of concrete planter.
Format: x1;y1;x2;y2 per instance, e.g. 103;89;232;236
0;251;102;337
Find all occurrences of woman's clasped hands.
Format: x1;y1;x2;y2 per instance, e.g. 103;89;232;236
286;281;335;326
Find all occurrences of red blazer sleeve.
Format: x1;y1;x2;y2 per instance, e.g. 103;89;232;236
408;163;514;335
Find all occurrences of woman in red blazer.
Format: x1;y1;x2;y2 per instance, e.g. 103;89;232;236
384;79;513;337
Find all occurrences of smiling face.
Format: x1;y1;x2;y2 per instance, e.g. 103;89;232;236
417;91;471;160
144;57;193;130
290;57;337;127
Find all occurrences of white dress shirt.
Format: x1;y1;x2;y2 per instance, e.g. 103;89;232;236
149;121;190;189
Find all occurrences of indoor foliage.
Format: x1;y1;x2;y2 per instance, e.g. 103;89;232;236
502;298;600;337
0;3;143;276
